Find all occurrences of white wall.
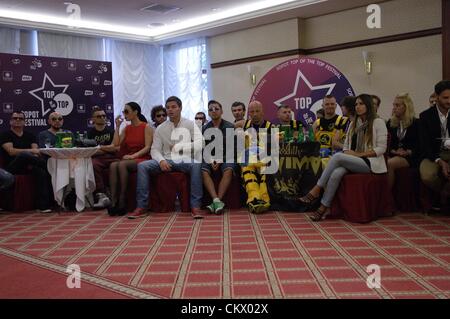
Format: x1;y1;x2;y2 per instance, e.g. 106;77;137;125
209;0;443;122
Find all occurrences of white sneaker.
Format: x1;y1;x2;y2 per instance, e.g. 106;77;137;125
38;208;52;213
93;193;111;209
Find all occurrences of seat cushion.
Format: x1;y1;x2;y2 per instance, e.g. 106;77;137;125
331;173;393;223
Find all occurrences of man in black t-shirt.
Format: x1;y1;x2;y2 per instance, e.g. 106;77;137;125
87;106;119;209
0;112;53;212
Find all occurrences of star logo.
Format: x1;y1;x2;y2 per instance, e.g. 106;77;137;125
274;69;336;126
250;57;354;127
274;69;335;109
29;73;68;116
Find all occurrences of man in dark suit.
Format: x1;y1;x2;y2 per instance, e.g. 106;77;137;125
419;80;450;211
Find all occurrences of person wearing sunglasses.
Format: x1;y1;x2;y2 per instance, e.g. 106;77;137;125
108;102;153;216
87;106;118;209
37;112;72;149
195;112;207;128
0;112;53;213
150;105;167;129
201;100;236;215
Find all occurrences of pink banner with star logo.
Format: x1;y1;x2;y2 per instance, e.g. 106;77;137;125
250;57;355;127
0;53;113;134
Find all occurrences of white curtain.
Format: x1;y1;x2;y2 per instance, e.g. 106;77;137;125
38;32;104;60
163;37;209;120
0;27;20;54
105;39;164;121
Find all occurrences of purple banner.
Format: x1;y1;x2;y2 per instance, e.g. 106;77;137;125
250;57;354;127
0;53;113;134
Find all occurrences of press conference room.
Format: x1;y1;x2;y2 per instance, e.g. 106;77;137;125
0;0;449;304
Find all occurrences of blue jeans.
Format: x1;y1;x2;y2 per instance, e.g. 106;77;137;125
317;152;371;207
136;159;203;209
0;168;14;190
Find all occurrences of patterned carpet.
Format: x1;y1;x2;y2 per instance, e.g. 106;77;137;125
0;210;449;299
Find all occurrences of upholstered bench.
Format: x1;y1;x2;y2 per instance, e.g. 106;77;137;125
126;171;191;212
0;155;36;212
331;173;393;223
392;167;421;212
202;169;243;209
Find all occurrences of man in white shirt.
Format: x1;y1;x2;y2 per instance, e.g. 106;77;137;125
128;96;204;219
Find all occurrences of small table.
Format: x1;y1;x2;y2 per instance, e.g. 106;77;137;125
40;147;98;212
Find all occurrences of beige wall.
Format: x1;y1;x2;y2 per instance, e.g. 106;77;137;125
313;35;442;120
210;0;442;122
210;19;299;63
302;0;441;48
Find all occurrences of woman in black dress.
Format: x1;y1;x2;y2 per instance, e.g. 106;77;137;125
386;93;420;191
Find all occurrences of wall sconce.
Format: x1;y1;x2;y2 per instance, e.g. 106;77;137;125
247;65;257;86
362;51;373;75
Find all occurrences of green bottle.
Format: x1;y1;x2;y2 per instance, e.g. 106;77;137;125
298;127;305;143
296;123;303;142
281;125;291;143
308;126;315;142
55;132;64;148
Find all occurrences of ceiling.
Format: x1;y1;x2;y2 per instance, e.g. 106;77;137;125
0;0;386;44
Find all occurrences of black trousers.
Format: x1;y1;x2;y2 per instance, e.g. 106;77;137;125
7;152;53;210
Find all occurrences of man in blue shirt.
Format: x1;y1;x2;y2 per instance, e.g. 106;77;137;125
38;112;71;148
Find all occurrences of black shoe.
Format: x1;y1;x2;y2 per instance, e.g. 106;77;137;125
116;206;127;216
107;206;118;216
428;205;441;214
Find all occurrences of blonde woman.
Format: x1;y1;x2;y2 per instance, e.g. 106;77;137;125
386;93;419;191
299;94;388;221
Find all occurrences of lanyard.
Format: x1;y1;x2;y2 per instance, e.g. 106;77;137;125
397;122;407;141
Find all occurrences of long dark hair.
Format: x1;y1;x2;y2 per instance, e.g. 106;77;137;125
126;102;147;123
349;94;377;147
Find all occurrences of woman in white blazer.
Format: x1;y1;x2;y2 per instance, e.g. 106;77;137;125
299;93;388;221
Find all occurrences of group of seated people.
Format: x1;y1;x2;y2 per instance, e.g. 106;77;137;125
1;80;449;222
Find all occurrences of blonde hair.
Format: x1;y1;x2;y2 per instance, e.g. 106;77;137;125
390;93;415;128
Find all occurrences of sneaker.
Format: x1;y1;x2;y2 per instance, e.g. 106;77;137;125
93;193;111;209
255;200;270;214
127;208;148;219
38;208;52;213
247;199;258;214
248;199;268;214
214;200;225;215
206;202;216;214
